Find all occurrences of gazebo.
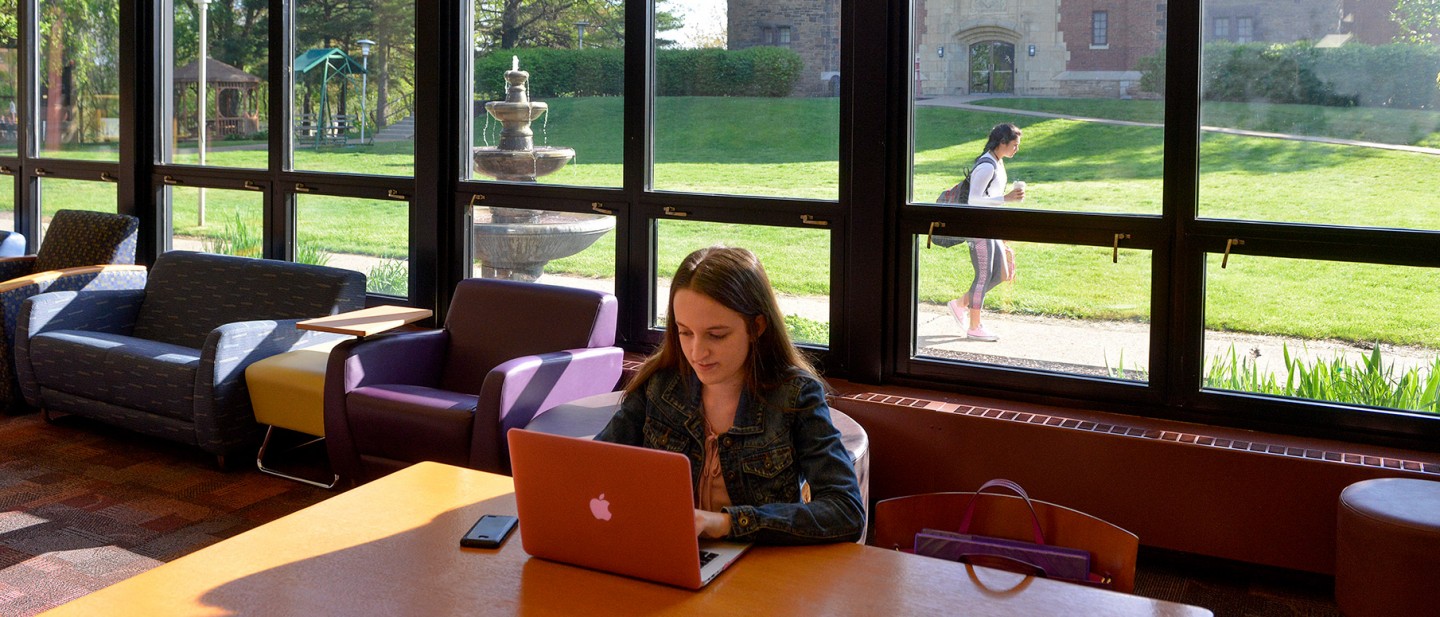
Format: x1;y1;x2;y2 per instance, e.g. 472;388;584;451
173;58;261;139
294;48;367;146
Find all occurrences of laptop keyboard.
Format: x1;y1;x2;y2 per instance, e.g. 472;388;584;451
699;550;720;567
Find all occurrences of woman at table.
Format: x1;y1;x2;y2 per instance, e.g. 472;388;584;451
595;246;864;545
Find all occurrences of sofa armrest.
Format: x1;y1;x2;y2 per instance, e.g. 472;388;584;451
471;346;623;473
191;319;350;456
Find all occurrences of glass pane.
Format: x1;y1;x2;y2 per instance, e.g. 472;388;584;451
1198;1;1440;229
0;10;17;158
0;175;12;233
914;236;1152;381
37;0;120;159
296;194;408;296
911;0;1165;215
468;204;616;294
1203;255;1440;415
291;0;414;175
168;186;264;256
654;220;830;346
467;0;624;187
163;0;269;167
39;178;116;238
652;0;840;200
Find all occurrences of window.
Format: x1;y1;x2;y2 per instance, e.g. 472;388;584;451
909;0;1165;383
652;0;839;200
1213;17;1229;40
297;194;409;296
168;186;264;257
39;178;115;237
292;0;415;175
161;0;268;168
1236;17;1252;43
0;25;16;159
778;26;791;45
38;0;120;160
1091;11;1108;47
465;0;624;188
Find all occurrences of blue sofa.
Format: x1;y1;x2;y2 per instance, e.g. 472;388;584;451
14;251;367;463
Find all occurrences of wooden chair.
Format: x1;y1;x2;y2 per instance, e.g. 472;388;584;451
871;489;1139;593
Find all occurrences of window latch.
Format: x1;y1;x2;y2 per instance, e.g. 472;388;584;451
1113;233;1131;263
927;221;946;249
1222;238;1244;269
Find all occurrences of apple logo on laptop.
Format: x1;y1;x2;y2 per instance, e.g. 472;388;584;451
589;494;612;521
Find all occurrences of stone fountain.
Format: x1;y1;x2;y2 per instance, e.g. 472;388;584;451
471;57;615;281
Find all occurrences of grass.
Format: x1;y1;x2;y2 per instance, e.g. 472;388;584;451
1205;344;1440;413
28;96;1440;351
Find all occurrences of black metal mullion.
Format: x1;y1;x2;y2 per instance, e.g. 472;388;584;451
617;0;653;350
265;0;291;261
414;0;457;318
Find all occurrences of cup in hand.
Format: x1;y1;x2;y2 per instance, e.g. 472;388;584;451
1013;180;1026;191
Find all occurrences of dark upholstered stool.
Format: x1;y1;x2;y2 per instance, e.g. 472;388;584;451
1336;477;1440;617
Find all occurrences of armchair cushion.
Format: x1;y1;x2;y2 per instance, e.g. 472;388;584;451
346;385;477;469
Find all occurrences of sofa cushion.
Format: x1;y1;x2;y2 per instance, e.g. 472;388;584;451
28;330;200;421
132;252;367;349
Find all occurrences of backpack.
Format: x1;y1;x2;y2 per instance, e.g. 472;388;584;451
930;158;996;248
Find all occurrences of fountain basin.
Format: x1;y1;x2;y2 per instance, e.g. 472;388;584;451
472;208;615;281
472;146;575;182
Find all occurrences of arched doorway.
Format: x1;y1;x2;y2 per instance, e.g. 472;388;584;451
969;41;1015;94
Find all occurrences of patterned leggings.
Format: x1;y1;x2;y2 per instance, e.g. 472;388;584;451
964;238;1007;310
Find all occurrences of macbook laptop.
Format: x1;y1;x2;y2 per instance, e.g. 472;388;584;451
507;428;751;589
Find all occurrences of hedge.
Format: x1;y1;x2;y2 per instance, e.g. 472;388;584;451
1136;42;1440;109
475;46;804;99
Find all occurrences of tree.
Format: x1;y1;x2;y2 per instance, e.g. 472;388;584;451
474;0;681;51
40;0;117;148
1392;0;1440;44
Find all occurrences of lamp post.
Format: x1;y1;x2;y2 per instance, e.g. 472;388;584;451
357;39;375;145
575;21;588;49
197;0;211;226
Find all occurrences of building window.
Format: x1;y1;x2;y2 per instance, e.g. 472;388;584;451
1236;17;1253;43
763;27;774;44
1092;12;1108;46
1213;17;1230;40
778;26;792;45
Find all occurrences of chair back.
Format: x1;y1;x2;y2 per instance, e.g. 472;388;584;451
33;210;138;272
439;278;617;394
132;251;367;349
872;491;1138;593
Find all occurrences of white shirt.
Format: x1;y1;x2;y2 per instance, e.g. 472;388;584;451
966;152;1007;206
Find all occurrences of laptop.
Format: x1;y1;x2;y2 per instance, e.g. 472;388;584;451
507;428;751;589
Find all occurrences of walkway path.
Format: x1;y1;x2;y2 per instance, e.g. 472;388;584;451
916;95;1440;156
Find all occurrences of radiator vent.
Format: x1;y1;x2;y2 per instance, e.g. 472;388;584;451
838;392;1440;477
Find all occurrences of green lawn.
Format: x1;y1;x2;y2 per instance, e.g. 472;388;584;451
30;96;1440;347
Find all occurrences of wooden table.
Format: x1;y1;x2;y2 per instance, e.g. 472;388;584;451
41;462;1211;616
296;304;433;337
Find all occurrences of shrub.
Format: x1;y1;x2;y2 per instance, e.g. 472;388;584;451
204;212;262;258
1204;344;1440;414
1198;42;1440;109
475;47;804;99
366;259;409;296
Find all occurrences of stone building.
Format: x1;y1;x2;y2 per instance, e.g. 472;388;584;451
727;0;1402;99
726;0;841;96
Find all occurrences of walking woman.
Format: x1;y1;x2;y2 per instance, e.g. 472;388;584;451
949;122;1026;342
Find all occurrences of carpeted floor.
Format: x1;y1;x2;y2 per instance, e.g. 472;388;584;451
0;410;1342;616
0;412;330;616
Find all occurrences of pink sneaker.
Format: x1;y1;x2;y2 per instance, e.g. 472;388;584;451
967;327;999;342
946;299;967;329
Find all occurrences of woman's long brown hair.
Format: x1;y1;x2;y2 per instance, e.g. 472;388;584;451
625;246;817;400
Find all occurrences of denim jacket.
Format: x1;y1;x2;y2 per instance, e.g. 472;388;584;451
595;368;864;545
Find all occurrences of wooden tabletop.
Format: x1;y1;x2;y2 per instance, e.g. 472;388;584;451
41;462;1212;616
296;305;433;337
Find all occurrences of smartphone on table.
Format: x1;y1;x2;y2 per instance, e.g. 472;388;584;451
460;514;518;548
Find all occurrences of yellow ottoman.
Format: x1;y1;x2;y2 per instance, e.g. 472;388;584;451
246;339;345;487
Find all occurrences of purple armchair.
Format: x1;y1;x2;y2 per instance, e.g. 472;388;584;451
324;278;622;484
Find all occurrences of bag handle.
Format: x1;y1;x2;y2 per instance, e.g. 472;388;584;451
956;479;1046;545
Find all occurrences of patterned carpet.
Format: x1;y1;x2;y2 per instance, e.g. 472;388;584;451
0;408;1342;616
0;412;330;616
